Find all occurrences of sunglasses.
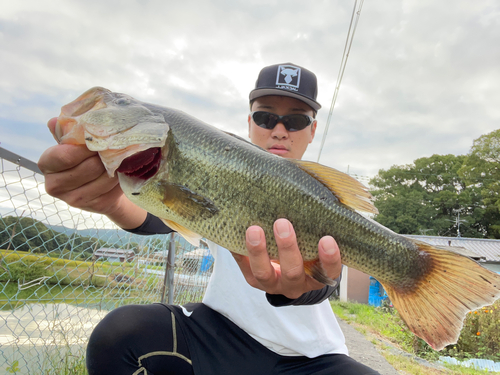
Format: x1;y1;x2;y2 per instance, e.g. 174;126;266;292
250;111;315;132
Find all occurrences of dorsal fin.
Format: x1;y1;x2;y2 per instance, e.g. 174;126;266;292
290;160;378;214
160;219;202;247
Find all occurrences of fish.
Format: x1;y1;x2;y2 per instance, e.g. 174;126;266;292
53;87;500;351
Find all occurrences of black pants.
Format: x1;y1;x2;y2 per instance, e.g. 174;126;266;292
86;303;380;375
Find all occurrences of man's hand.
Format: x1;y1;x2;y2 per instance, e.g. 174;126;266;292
233;218;342;299
38;117;147;229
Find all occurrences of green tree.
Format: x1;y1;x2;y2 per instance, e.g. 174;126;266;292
458;129;500;238
0;216;69;252
370;154;485;237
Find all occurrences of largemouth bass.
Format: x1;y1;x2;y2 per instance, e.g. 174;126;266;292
54;87;500;351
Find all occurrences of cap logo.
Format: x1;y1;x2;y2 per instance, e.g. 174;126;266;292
276;65;301;91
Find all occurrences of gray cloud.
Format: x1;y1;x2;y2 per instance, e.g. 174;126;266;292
0;0;498;180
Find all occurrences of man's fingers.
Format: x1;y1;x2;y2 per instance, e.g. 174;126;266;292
38;144;97;174
318;236;342;280
44;153;110;196
273;219;305;283
60;172;121;210
231;253;259;288
47;117;58;138
245;226;278;288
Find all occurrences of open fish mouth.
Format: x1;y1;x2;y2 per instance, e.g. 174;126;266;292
53;87;169;178
116;147;162;180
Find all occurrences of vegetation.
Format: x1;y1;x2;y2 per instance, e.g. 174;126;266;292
448;304;500;362
6;352;88;375
0;215;141;260
458;129;500;238
0;249;165;310
370;129;500;238
331;300;500;374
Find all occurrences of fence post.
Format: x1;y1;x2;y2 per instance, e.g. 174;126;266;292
161;233;176;304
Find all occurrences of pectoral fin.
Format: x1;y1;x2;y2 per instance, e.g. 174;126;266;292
157;182;217;246
303;259;337;286
159;182;219;220
160;219;202;247
291;160;378;214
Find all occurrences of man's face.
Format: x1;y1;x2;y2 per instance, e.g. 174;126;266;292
248;95;317;160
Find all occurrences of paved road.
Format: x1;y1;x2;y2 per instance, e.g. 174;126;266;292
337;318;401;375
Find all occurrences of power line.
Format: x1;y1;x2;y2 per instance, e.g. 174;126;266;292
317;0;364;163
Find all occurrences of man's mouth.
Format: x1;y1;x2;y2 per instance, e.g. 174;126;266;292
268;144;289;155
116;148;162;179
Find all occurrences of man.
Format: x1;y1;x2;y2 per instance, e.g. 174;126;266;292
39;63;379;374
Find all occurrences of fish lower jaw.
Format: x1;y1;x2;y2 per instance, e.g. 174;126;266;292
117;173;150;197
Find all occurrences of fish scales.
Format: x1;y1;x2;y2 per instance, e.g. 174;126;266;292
55;87;500;351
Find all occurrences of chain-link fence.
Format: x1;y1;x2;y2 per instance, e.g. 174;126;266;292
0;146;213;374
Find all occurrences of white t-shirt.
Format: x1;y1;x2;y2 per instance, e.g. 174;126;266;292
202;241;349;358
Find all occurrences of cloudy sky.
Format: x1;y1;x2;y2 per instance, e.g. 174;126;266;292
1;0;499;182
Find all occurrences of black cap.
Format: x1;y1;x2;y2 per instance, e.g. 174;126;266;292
249;63;321;111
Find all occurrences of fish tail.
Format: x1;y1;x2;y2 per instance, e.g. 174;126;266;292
380;241;500;351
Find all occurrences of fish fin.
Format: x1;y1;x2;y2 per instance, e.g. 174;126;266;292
159;182;219;220
303;259;337;286
160;219;202;247
381;241;500;351
290;160;378;214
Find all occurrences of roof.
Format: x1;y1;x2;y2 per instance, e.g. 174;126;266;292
182;248;212;259
404;235;500;262
94;248;135;256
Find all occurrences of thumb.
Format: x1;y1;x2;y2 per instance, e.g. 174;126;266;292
47;117;58;141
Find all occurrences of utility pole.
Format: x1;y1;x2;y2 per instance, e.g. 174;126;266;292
451;208;466;238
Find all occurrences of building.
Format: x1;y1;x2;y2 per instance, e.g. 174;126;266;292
405;235;500;273
339;235;500;304
93;248;135;262
180;247;214;275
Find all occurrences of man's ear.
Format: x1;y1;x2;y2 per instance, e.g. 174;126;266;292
248;114;252;137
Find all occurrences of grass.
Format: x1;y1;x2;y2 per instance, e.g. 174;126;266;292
39;353;87;375
331;300;421;355
0;249;165;309
6;351;88;375
382;353;491;375
331;300;499;374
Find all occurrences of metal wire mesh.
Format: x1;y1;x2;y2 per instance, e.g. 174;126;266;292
0;147;213;374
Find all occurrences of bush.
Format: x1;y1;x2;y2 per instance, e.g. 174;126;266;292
332;299;500;362
441;300;500;361
0;261;47;282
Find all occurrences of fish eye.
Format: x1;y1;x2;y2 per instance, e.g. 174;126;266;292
115;97;130;106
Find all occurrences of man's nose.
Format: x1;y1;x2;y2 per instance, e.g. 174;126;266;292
271;122;288;138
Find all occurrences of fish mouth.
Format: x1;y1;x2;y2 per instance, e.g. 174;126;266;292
116;147;162;180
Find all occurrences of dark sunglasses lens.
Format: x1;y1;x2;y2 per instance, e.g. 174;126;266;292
252;112;312;131
253;112;276;129
285;115;311;131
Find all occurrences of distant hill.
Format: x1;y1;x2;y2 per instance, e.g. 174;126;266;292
47;224;197;251
47;224;168;247
49;224;130;242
